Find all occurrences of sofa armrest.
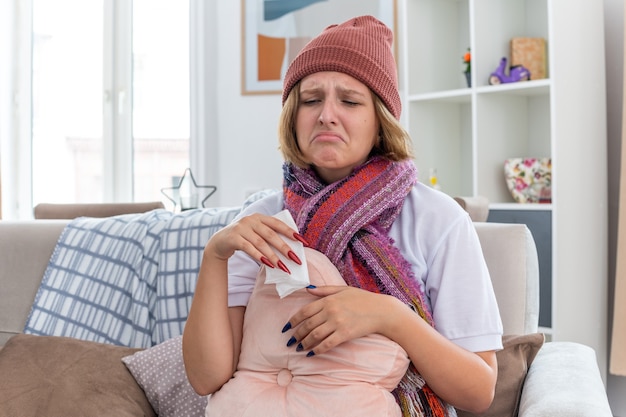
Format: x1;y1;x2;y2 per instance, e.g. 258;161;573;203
518;341;612;417
0;220;68;345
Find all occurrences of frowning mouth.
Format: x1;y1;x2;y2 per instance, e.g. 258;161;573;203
312;132;344;143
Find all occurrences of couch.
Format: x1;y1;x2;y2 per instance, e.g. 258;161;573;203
32;201;166;219
0;195;614;417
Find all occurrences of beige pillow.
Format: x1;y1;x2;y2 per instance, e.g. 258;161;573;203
0;334;155;417
456;333;545;417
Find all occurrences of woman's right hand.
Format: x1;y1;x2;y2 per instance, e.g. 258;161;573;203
206;213;307;270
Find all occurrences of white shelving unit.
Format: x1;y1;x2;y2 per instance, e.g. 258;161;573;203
397;0;608;379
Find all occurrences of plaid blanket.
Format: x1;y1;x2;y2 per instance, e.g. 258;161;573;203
24;207;241;348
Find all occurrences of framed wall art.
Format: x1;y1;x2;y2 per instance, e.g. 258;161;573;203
241;0;397;95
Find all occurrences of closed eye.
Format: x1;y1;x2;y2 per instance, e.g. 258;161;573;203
338;90;365;106
301;98;321;106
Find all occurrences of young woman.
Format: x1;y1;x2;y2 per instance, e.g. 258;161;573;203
183;15;502;417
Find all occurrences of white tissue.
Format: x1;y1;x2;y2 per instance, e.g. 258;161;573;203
264;210;310;298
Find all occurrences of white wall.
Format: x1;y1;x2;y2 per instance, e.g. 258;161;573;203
604;0;626;414
208;1;284;207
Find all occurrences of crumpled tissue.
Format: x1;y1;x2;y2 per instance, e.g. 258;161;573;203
264;210;310;298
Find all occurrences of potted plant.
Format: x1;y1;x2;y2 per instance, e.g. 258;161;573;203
463;48;471;87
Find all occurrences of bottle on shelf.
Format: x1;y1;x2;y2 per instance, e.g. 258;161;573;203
428;168;441;191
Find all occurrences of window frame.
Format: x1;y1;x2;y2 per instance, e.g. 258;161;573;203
0;0;206;219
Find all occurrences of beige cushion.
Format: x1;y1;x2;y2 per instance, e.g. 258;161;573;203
457;333;544;417
0;334;155;417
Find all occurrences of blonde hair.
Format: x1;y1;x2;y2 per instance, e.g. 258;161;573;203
278;83;414;168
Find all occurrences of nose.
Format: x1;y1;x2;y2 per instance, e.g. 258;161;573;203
318;100;337;125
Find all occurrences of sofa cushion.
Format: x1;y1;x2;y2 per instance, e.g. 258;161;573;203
0;334;155;417
122;335;208;417
456;332;544;417
207;248;410;416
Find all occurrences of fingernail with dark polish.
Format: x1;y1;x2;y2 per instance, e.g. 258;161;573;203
277;260;291;274
306;285;317;289
293;233;310;247
288;251;302;265
260;256;275;269
281;322;292;333
287;336;297;347
306;351;315;357
296;343;304;352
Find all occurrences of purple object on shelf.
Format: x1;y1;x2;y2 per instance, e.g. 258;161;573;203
489;57;531;85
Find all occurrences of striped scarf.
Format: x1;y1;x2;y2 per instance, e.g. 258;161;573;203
283;156;456;417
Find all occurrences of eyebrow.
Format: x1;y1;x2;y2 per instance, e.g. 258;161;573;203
299;85;367;98
337;86;367;97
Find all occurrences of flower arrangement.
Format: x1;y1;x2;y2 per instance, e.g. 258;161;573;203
462;48;471;87
463;48;471;73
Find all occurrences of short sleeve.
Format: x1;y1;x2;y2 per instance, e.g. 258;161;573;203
389;184;503;352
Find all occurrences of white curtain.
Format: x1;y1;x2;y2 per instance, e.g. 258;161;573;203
610;4;626;375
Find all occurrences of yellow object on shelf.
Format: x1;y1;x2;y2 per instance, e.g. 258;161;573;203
428;168;441;191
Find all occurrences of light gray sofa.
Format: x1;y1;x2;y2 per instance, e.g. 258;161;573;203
0;206;613;416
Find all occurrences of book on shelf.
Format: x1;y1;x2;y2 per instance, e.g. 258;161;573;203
510;37;547;80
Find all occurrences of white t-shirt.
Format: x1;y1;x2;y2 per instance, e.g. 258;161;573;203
227;183;503;353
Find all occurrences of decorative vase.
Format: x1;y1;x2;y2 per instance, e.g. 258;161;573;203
464;71;471;87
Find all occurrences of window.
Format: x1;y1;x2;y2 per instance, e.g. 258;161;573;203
132;0;190;203
30;0;190;207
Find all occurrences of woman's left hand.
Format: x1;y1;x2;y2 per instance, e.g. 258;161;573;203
284;285;399;355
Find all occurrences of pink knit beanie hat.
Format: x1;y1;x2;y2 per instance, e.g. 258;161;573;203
282;15;401;119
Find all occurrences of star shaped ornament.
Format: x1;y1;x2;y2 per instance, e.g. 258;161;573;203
161;168;217;211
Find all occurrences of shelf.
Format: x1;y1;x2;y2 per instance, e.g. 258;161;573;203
475;79;551;96
408;80;550;104
401;0;608;379
406;0;470;95
408;99;473;197
408;88;471;103
489;203;552;211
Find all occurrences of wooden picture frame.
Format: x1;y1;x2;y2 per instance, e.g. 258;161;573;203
241;0;397;95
